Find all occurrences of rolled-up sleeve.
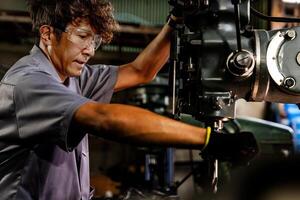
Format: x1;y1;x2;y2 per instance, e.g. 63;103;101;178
14;71;90;151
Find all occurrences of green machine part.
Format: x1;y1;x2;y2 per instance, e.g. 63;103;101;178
180;114;294;159
227;117;294;159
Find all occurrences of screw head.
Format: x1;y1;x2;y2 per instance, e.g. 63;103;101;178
296;52;300;66
284;77;296;88
286;30;296;40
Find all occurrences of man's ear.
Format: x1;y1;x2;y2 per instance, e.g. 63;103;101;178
39;25;53;46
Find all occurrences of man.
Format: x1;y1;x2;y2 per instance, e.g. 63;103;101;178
0;0;257;199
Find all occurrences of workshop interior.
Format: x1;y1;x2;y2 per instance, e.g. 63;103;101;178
2;0;300;199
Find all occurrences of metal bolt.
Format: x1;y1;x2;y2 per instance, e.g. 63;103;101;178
296;52;300;66
284;77;296;88
285;30;296;40
203;0;209;6
236;53;251;68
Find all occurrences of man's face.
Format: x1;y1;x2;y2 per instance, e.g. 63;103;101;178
48;19;99;80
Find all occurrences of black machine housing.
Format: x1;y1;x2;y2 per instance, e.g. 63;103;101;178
169;0;300;121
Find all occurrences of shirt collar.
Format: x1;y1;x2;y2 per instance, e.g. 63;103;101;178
30;45;65;84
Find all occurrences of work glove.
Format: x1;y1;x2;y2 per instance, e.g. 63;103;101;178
166;6;184;29
169;6;183;18
201;130;259;165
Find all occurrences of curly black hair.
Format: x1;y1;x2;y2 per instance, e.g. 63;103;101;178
26;0;118;43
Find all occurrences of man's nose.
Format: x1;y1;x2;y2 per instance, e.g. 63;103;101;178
82;42;95;57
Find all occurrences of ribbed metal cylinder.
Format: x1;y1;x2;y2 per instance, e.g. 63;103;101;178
110;0;169;26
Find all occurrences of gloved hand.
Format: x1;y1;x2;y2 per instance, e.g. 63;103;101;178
169;6;183;18
201;131;259;165
166;6;184;29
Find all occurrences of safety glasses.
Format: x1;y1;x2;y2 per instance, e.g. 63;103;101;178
58;27;102;51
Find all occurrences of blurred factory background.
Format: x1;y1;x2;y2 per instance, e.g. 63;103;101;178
1;0;300;199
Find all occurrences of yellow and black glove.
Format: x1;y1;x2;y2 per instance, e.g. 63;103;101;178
201;128;259;165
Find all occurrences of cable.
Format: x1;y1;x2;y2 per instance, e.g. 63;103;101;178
233;2;242;51
250;6;300;23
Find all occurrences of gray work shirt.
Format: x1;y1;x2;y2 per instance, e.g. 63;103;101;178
0;45;118;200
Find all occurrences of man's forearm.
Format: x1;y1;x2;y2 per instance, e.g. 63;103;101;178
74;102;207;149
129;24;173;81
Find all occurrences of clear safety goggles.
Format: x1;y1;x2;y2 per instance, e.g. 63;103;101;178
63;27;102;51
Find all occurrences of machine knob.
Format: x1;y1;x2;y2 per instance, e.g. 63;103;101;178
226;49;255;78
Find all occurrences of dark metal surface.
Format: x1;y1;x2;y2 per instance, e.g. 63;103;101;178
169;0;300;122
